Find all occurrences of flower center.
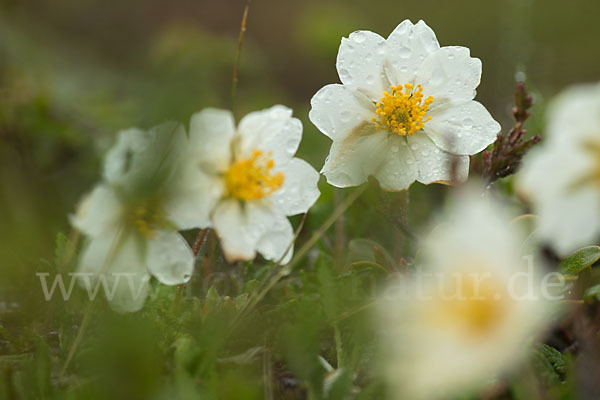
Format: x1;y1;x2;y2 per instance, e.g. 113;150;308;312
130;198;165;238
373;83;433;136
428;272;508;339
225;150;284;201
571;140;600;189
585;140;600;186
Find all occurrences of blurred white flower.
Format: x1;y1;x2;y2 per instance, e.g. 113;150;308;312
309;19;500;190
379;189;554;399
71;122;196;312
517;82;600;256
186;105;320;263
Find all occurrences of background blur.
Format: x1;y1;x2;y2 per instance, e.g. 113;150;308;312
1;0;599;398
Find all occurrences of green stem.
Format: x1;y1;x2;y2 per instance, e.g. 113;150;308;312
235;184;367;326
334;189;346;272
334;324;344;369
59;302;93;379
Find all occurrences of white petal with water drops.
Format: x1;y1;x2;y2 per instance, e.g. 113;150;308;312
146;230;195;286
270;158;320;217
425;100;500;155
386;19;440;86
309;84;375;141
237;105;302;166
336;30;388;100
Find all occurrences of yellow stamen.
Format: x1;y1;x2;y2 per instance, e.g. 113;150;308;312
372;83;433;136
130;198;165;238
225;150;284;201
569;140;600;189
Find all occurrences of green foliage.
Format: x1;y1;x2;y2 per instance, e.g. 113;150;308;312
559;246;600;275
532;344;567;385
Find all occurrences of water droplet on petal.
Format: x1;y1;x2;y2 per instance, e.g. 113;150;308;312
352;32;366;43
339;68;352;84
399;46;411;59
340;111;352;122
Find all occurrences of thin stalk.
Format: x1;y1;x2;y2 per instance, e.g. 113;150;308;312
330;300;377;325
334;324;344;369
45;230;80;329
59;302;93;379
59;229;80;274
334;189;346;273
59;228;124;378
192;228;210;256
262;346;273;400
231;0;252;115
394;190;410;262
235;185;367;324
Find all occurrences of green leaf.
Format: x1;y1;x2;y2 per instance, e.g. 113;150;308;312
205;286;221;309
172;335;197;372
584;284;600;300
559;246;600;275
324;368;353;400
244;279;260;293
233;293;249;311
348;238;397;271
350;261;388;275
532;344;566;385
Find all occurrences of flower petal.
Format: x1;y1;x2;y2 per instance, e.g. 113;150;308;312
407;134;469;185
237;105;302;166
336;30;388;100
147;230;195;285
372;135;418;191
517;144;600;256
321;123;389;187
385;20;440;86
545;82;600;145
104;122;186;188
164;166;224;230
189;108;236;173
103;127;148;186
78;232;150;313
416;46;482;104
270;158;320;216
309;84;375;141
70;184;123;237
212;199;280;262
424;100;500;155
256;216;294;264
537;186;600;256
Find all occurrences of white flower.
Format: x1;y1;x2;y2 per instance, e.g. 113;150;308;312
379;189;554;399
516;82;600;256
71;122;197;312
186;105;320;263
309;19;501;190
